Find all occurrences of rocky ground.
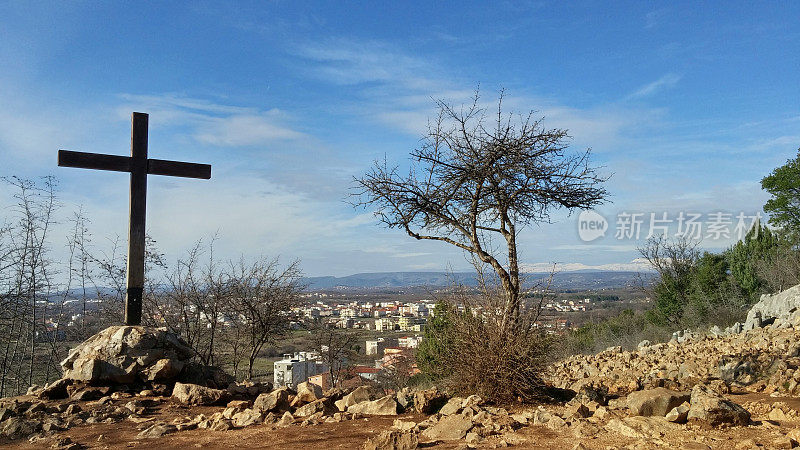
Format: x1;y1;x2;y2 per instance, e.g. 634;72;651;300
4;288;800;449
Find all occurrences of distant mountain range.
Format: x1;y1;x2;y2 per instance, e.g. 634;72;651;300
302;270;651;291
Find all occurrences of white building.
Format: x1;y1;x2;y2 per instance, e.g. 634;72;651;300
398;336;422;349
366;337;398;356
374;317;396;331
273;352;327;389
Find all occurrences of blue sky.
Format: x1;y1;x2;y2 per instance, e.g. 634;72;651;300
0;1;798;276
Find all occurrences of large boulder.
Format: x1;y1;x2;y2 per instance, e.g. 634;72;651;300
364;429;419;450
295;381;323;404
254;387;292;412
626;388;690;417
421;414;473;441
334;385;372;411
294;398;336;417
348;395;399;415
686;385;750;426
37;378;72;400
60;326;194;384
172;382;230;406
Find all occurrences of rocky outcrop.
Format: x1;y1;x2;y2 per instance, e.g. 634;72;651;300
548;325;800;397
61;326;194;384
742;284;800;331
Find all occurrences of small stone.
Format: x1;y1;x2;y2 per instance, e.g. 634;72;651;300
277;411;294;427
136;423;176;439
772;437;795;449
665;402;690;424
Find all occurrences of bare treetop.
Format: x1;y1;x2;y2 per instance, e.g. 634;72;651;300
355;91;609;331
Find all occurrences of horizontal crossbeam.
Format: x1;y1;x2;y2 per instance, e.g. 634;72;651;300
58;150;130;172
58;150;211;179
148;158;211;179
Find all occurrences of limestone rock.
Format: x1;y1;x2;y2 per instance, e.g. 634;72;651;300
141;358;184;382
420;414;473;441
231;408;264;427
295;381;323;404
172;382;229;406
37;378;72;400
348;395;399;416
136;423;176;439
626;388;690;417
687;385;750;426
564;402;592;419
294;398;335;417
363;429;419;450
392;419;417;432
335;385;372;411
60;326;194;384
254;387;292;412
1;417;40;440
743;284;800;331
69;386;110;402
277;411;295;427
665;402;690;423
413;388;447;414
605;416;677;440
438;397;463;415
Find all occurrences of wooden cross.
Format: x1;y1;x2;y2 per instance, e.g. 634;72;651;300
58;112;211;326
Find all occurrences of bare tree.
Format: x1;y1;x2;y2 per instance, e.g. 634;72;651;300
354;90;607;333
637;235;701;325
309;323;360;388
0;176;59;395
224;258;303;379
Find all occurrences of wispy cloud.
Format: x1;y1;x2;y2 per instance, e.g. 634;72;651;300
644;9;669;29
118;94;305;147
628;73;682;99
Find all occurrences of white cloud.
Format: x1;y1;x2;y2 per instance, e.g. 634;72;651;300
195;113;304;146
628;73;682;99
117;94;305;147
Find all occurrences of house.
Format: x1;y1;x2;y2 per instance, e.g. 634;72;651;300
365;337;398;356
353;365;380;381
398;336;421;348
308;371;331;391
273;352;327;388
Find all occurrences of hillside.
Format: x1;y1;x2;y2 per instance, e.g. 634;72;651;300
303;271;648;290
3;287;800;448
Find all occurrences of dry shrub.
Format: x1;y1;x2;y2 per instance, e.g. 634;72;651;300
430;272;553;403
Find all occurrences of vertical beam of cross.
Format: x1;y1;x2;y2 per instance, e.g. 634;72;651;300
126;112;148;325
58;112;211;326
